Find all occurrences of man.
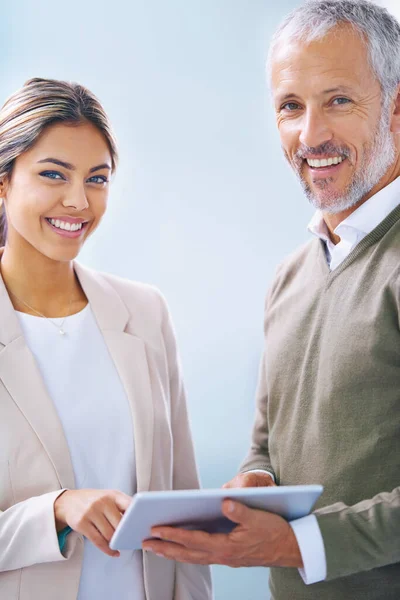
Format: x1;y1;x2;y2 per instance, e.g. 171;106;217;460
143;1;400;598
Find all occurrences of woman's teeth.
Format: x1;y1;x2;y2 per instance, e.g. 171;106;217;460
307;156;343;168
47;218;84;232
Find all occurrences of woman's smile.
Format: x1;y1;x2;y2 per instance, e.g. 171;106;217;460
43;216;90;239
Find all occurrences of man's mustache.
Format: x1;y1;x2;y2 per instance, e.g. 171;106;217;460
294;142;351;162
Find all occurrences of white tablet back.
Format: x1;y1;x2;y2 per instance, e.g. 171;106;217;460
110;485;323;551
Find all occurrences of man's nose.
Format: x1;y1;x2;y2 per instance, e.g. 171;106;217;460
299;108;333;149
62;185;89;212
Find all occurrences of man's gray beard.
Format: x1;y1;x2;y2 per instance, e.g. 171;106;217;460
295;106;396;215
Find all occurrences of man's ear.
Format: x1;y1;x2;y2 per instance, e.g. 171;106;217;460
390;85;400;134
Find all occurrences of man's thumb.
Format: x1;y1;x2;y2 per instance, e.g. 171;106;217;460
221;500;254;525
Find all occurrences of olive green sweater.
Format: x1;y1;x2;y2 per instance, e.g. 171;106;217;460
241;204;400;600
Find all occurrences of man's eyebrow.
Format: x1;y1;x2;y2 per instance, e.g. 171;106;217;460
322;86;354;94
276;86;355;104
37;158;111;173
276;93;302;104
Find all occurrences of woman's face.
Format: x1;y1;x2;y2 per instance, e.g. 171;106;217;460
1;121;112;262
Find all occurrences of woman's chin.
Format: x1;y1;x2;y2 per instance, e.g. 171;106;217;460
34;243;82;263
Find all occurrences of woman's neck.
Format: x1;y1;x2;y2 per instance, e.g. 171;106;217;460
0;244;87;318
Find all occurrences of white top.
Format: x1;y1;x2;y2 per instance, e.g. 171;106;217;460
287;176;400;585
16;304;145;600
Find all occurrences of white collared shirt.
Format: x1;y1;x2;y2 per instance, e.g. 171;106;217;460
308;176;400;271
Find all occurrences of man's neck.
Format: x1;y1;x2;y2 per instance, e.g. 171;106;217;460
322;164;400;245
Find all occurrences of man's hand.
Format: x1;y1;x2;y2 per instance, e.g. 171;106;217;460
142;499;303;569
222;471;276;489
54;489;131;557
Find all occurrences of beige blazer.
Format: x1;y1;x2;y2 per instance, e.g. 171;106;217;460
0;260;212;600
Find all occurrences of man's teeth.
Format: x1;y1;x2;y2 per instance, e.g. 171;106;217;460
48;219;84;232
307;156;343;168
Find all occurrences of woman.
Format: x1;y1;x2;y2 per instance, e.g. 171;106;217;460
0;78;212;600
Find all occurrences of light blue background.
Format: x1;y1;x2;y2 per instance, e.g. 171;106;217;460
2;0;377;597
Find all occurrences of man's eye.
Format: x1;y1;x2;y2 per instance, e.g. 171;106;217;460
88;175;108;184
40;171;64;180
332;97;351;106
281;102;301;112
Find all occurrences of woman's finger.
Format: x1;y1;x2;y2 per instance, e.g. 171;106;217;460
112;490;132;514
91;512;116;544
83;522;120;557
103;501;125;531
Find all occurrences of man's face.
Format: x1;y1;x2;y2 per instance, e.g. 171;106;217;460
271;25;396;214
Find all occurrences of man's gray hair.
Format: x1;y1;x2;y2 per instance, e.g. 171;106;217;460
268;0;400;103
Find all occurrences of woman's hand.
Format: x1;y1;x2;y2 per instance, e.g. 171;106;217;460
54;489;132;557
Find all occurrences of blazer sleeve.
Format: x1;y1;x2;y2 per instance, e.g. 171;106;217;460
314;486;400;581
0;489;79;572
159;294;213;600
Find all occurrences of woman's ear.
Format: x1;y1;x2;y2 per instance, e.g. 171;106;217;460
0;176;10;201
390;85;400;134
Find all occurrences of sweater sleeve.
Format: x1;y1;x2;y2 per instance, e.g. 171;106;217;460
238;349;276;478
239;266;286;477
315;486;400;580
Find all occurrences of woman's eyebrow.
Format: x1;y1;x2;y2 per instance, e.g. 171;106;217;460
37;157;75;170
36;158;111;173
89;163;111;173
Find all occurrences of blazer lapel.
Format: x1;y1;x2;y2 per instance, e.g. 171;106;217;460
0;260;155;494
0;273;76;490
74;263;154;493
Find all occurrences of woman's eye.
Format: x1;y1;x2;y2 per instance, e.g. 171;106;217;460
87;175;108;184
40;171;64;180
332;97;351;106
281;102;301;112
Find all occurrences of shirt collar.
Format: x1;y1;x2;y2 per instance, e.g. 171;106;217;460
308;210;331;243
308;175;400;243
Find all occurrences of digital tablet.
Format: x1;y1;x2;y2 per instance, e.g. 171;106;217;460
110;484;323;551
